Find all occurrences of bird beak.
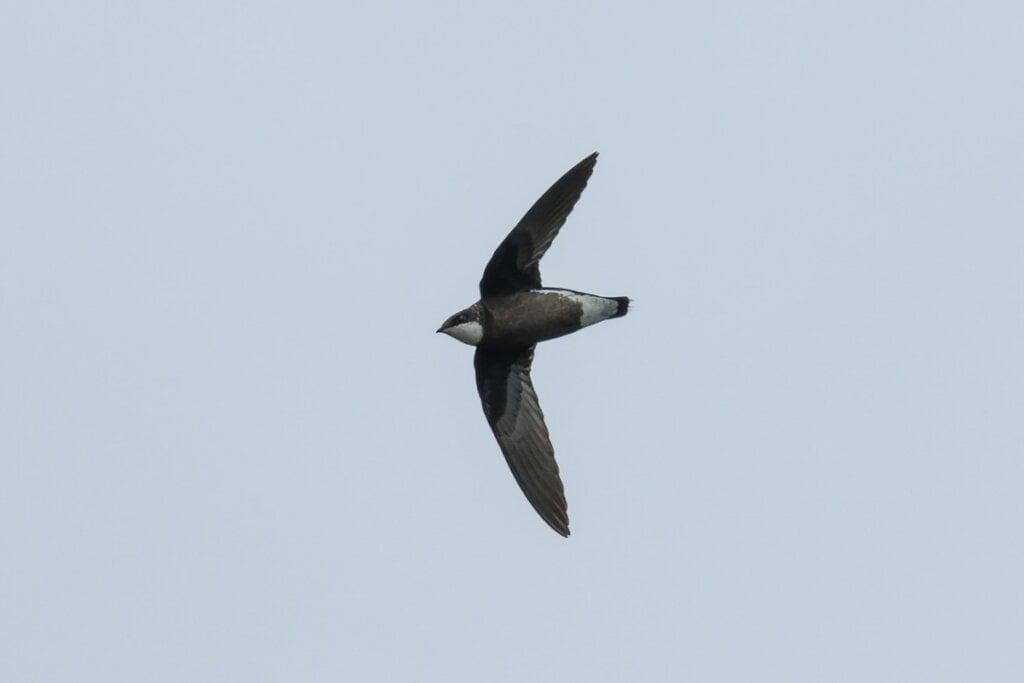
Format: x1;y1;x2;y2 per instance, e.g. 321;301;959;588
435;327;444;334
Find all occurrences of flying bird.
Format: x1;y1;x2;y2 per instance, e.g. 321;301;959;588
437;152;629;536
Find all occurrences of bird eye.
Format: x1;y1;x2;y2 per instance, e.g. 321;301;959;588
454;314;467;325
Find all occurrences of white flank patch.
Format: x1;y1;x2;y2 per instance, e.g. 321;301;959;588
443;320;484;346
539;289;618;327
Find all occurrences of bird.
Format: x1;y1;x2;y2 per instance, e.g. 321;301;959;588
437;152;629;536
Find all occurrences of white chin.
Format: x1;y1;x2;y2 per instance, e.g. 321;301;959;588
444;321;484;346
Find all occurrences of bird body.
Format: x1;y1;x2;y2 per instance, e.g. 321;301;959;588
443;289;627;349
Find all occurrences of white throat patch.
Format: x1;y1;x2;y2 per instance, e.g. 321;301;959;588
443;320;484;346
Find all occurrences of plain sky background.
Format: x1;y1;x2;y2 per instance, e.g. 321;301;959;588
2;2;1022;681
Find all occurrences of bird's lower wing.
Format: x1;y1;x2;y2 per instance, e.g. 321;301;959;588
473;346;569;536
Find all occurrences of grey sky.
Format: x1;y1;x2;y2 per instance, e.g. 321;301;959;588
2;2;1022;681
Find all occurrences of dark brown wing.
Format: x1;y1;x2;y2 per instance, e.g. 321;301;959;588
474;345;569;536
479;153;598;298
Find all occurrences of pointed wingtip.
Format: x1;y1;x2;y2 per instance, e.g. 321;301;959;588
546;516;571;538
571;152;598;173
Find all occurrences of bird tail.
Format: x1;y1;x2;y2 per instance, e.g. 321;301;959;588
610;297;630;318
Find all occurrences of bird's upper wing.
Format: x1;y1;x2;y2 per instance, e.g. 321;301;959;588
473;345;569;536
479;153;598;298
